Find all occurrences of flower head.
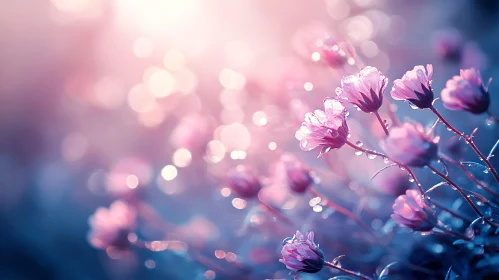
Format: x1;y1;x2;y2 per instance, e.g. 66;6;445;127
380;122;438;167
295;99;349;155
336;66;388;113
226;165;262;198
280;231;325;273
316;38;348;68
275;154;314;193
391;190;437;231
391;64;434;109
433;29;463;62
88;200;136;250
441;68;490;114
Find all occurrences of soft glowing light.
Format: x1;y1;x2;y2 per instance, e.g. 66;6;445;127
133;37;154;58
219;123;251;151
93;77;125;109
268;142;277;151
163;49;185;71
220;187;231;197
313;205;323;212
232;198;247;209
230;150;246;160
360;40;379;58
311;52;321;61
173;148;192;167
225;252;237;262
61;132;88;161
304;82;314;91
204;270;216;280
146;69;175;98
125;174;139;189
346;15;374;41
219;89;247;109
145;260;156;269
161;165;178;181
128;84;157;113
205;140;226;163
219;69;246;90
215;250;226;259
252;111;268;126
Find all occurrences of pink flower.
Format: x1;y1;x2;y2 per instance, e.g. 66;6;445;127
226;165;262;198
280;231;325;273
317;37;348;68
391;64;434;109
433;29;463;62
275;154;314;193
391;190;437;231
441;68;490;114
336;66;388;113
88;200;136;250
295;98;349;155
380;122;438;167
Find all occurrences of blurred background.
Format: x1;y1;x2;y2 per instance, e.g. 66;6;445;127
1;0;499;279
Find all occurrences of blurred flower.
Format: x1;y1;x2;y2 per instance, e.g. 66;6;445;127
295;98;349;155
433;29;463;62
380;122;438;167
371;168;410;196
441;68;490;114
336;66;388;113
280;231;325;273
391;64;434;109
88;201;136;250
171;114;212;153
226;165;262;198
317;38;348;68
391;190;437;231
275;154;313;193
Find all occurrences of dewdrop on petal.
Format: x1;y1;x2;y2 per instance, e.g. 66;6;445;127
280;231;325;273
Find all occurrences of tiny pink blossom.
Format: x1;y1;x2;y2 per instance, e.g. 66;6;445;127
316;37;348;68
226;165;262;198
88;200;136;250
441;68;490;114
275;154;314;193
380;122;438;167
295;98;349;155
280;230;325;273
391;190;437;231
391;64;434;109
336;66;388;113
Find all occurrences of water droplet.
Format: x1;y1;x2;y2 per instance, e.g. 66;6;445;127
399;166;406;171
355;151;363;156
383;158;389;164
355;141;364;147
408;177;415;183
367;153;377;160
486;117;494;126
410;103;419;110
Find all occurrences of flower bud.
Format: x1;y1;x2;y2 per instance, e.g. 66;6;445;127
391;190;438;231
391;64;434;109
280;231;325;273
380;122;438;167
441;68;490;114
336;66;388;113
276;154;314;193
226;165;262;199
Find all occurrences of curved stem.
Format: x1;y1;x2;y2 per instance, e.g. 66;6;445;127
308;187;377;239
345;140;425;194
430;106;499;185
434;223;472;241
324;261;372;280
427;165;496;227
431;200;473;224
440;154;499;198
374;111;389;136
258;198;295;227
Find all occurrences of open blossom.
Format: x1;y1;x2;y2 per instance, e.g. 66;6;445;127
336;66;388;113
392;190;437;231
441;68;490;114
226;165;262;198
280;231;325;273
295;98;349;155
391;64;434;109
275;154;314;193
88;200;136;250
380;122;438;167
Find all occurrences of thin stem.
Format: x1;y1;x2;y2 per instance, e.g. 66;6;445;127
427;165;496;227
487;110;499;123
440;154;499;198
374;111;389;136
431;200;473;224
434;223;472;241
258;198;295;227
324;261;372;280
345;140;425;194
430;106;499;185
308;187;377;239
